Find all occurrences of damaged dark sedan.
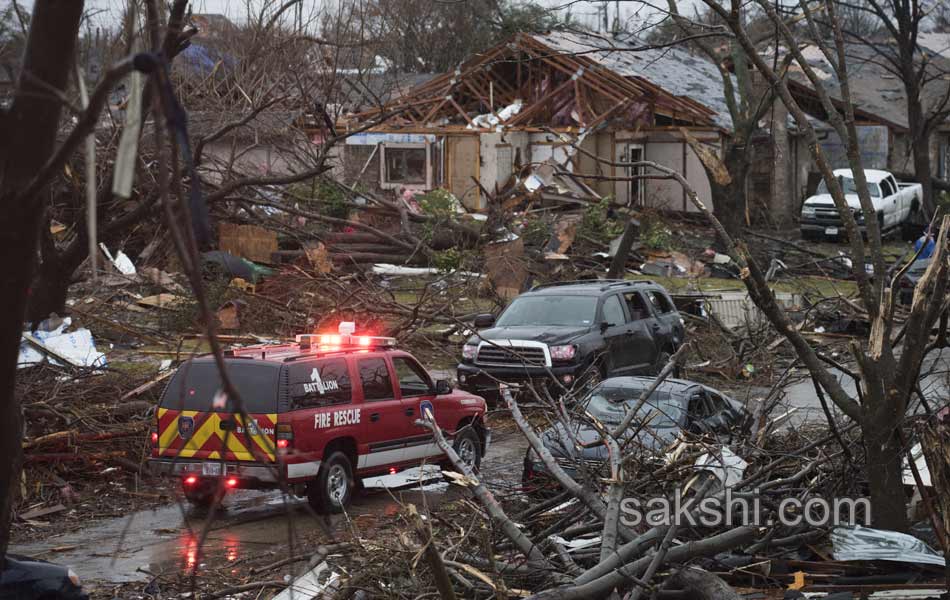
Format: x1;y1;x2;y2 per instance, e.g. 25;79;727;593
522;376;748;486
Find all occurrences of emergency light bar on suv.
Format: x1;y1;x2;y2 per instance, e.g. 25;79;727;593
296;331;396;351
296;321;397;350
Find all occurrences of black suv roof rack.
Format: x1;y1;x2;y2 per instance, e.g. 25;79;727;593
529;279;655;292
601;280;654;291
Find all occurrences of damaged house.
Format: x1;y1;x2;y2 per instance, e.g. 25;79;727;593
334;30;739;214
780;36;950;184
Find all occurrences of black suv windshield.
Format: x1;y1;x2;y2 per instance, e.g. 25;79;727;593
584;386;682;429
496;295;597;327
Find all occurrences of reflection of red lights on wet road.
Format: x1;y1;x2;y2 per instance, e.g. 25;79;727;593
179;533;241;574
181;534;199;574
224;535;239;562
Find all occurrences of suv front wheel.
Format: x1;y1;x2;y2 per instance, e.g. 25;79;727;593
444;428;482;475
308;451;355;514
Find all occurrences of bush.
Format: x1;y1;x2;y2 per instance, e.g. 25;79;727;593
579;197;624;243
432;248;463;272
418;188;460;219
288;178;350;220
521;218;551;248
640;213;674;251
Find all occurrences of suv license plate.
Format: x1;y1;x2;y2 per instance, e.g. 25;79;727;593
825;226;838;236
202;462;222;476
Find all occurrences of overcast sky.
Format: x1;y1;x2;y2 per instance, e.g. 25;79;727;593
8;0;675;36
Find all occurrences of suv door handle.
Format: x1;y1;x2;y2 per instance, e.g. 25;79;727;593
405;407;415;416
370;412;380;422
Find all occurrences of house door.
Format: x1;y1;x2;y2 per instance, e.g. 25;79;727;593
625;144;644;207
447;136;481;211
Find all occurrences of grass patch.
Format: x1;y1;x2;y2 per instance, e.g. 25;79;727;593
625;273;858;299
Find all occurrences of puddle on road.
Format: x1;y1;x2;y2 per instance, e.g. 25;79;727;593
10;467;461;587
9;432;528;588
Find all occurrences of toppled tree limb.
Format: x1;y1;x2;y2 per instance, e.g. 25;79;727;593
414;415;554;571
502;386;630;542
408;503;458;600
663;567;741;600
531;526;759;600
203;580;285;599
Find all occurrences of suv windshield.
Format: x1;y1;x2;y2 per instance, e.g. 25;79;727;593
817;177;881;198
496;295;597;327
583;386;682;429
161;361;280;413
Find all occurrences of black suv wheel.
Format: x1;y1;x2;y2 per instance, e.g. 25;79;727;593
308;451;355;514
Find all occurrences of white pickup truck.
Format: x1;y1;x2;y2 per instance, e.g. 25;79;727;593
800;169;922;240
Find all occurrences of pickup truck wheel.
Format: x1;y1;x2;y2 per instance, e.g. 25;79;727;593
444;428;482;475
308;452;354;514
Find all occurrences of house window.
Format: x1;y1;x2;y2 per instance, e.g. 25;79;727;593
381;143;430;189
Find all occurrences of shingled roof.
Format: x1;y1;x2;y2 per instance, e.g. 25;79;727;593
344;29;730;132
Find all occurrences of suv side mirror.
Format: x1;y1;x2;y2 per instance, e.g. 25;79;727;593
473;313;495;329
434;379;452;395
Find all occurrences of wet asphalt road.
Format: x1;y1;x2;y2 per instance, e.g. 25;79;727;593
10;429;529;589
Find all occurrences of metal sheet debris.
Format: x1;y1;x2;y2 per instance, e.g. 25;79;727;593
830;525;946;566
272;560;341;600
18;318;107;369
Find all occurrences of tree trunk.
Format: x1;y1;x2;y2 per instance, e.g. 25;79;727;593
711;182;744;246
709;146;750;250
913;132;935;217
25;250;75;326
607;218;640;279
0;1;84;559
864;416;909;531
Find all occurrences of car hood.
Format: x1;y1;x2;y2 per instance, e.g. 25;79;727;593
803;193;865;210
466;325;590;347
539;420;679;462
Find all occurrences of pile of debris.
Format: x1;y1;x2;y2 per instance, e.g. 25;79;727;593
13;362;171;530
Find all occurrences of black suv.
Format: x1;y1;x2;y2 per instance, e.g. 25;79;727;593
457;280;685;404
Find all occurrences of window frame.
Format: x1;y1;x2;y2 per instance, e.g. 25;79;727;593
356;356;397;402
880;177;895;198
646;290;674;314
600;294;627;327
380;142;431;190
392;355;434;399
288;358;354;410
623;291;652;322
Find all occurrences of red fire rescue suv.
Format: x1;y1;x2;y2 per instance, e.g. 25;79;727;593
148;323;489;513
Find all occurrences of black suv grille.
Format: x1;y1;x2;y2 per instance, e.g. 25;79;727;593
476;345;547;367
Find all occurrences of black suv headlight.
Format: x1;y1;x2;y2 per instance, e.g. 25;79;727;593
549;344;577;362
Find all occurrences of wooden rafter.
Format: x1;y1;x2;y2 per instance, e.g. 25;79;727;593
342;32;722;131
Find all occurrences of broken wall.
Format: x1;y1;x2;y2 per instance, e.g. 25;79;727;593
818;124;889;170
477;130;529;194
341;132;441;198
612;130;716;214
